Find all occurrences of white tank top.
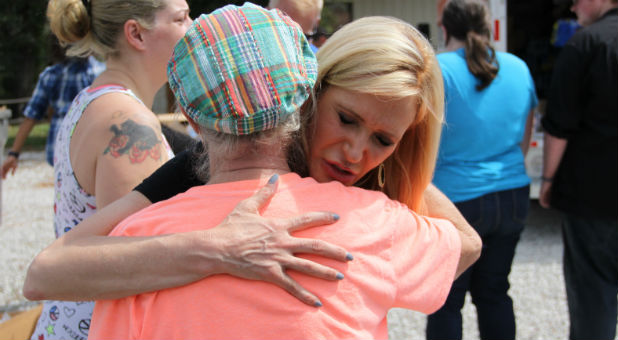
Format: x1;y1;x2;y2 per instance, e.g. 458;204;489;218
31;85;173;340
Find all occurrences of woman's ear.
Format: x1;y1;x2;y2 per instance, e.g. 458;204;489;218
124;19;147;51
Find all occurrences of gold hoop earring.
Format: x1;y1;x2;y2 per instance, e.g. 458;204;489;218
377;163;385;189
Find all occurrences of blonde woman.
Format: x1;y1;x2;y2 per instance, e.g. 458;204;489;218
24;8;481;321
304;16;444;213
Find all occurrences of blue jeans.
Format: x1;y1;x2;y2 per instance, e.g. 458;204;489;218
426;185;530;340
562;213;618;340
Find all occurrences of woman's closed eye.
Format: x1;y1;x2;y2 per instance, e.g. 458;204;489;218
374;134;394;147
338;112;394;147
338;112;355;125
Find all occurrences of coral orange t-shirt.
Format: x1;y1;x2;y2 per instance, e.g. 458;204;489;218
90;173;461;340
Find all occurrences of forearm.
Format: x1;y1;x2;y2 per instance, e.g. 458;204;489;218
423;184;482;278
542;133;567;179
22;191;198;301
9;118;37;152
24;230;219;301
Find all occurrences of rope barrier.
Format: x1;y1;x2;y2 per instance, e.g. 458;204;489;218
0;97;31;105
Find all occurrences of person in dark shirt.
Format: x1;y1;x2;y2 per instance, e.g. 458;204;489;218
540;0;617;338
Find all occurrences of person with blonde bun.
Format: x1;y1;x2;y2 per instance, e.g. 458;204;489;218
24;3;481;333
26;0;189;338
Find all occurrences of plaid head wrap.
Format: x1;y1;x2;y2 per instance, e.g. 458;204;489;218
167;2;317;135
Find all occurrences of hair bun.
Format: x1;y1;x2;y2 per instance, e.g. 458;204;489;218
47;0;91;45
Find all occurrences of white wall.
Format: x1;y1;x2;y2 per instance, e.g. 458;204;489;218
488;0;508;51
332;0;507;51
347;0;441;47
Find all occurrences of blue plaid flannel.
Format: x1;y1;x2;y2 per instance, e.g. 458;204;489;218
23;56;105;165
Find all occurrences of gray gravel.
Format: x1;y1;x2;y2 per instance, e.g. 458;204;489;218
1;152;55;315
1;152;615;339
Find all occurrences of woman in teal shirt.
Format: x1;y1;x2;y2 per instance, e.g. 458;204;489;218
427;0;537;339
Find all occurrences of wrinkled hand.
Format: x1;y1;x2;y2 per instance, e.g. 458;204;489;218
1;156;18;179
539;181;552;209
208;175;351;307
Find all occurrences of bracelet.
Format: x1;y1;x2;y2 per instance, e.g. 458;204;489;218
7;150;19;159
541;176;553;182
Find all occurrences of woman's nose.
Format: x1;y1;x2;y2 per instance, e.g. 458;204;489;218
343;138;365;165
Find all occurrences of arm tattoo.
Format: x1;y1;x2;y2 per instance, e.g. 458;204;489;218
104;119;163;163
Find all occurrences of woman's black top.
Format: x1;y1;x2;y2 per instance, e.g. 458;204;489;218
133;142;205;203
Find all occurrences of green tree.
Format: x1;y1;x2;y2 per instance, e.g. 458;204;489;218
0;0;50;115
189;0;267;17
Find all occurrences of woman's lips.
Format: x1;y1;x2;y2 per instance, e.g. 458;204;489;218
322;160;357;186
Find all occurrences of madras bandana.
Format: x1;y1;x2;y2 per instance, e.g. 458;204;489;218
168;2;317;135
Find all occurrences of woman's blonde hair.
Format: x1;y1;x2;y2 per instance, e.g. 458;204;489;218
46;0;166;60
303;16;444;212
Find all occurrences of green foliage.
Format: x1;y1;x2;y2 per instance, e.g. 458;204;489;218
188;0;268;16
7;122;50;151
320;2;353;34
0;0;50;99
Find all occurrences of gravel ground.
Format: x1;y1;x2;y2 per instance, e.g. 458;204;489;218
0;152;615;339
1;152;55;315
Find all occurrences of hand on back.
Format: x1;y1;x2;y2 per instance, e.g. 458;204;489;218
208;175;351;307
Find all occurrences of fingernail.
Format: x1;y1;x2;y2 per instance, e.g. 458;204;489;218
346;253;354;261
268;174;279;184
336;272;344;280
333;213;340;221
314;300;323;307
